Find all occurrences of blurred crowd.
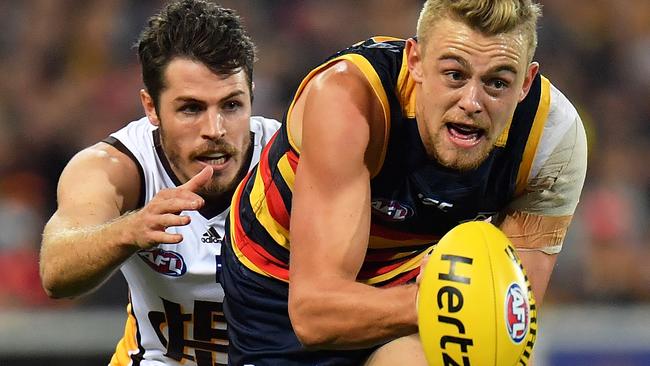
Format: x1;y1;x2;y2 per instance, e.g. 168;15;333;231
0;0;647;309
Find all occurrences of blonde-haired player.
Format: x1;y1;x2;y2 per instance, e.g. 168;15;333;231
222;0;587;364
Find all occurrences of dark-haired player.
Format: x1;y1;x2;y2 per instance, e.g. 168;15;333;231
39;1;279;364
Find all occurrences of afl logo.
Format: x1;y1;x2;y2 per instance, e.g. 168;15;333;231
371;199;414;221
505;283;530;344
138;248;187;277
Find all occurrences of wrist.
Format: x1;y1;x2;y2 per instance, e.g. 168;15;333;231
111;211;142;253
404;283;420;329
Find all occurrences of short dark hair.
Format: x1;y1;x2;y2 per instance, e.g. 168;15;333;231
136;0;256;110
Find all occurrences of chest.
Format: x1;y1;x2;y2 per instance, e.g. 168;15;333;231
135;212;226;279
370;153;516;236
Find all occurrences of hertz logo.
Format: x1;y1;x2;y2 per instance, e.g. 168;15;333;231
436;254;474;365
418;222;537;365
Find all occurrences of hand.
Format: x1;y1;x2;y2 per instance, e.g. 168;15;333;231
416;254;431;286
125;166;213;249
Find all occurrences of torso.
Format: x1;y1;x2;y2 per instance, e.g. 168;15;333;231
230;37;557;287
106;116;279;366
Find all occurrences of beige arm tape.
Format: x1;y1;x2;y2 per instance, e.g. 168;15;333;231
498;212;572;254
497;115;588;254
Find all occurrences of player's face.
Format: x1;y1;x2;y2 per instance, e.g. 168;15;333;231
142;58;252;199
407;18;538;171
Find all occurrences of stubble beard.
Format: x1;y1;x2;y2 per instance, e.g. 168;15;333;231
194;137;252;201
160;130;252;201
427;129;494;171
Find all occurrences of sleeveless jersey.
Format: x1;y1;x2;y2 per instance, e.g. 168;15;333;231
229;37;575;288
105;116;280;366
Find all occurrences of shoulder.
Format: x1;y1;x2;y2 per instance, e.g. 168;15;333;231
511;79;588;216
529;79;586;181
249;116;280;138
66;141;140;183
314;59;373;85
103;116;158;180
300;60;388;173
249;116;281;151
101;116;158;173
58;132;144;212
545;81;582;147
308;60;382;114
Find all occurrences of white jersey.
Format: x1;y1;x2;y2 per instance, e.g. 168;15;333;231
106;116;280;366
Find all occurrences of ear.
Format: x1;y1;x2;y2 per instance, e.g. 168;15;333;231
140;89;160;126
406;38;424;83
519;62;540;102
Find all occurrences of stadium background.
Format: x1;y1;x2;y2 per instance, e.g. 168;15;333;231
0;0;648;365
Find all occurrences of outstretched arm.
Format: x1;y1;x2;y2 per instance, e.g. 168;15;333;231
288;61;418;350
40;143;211;298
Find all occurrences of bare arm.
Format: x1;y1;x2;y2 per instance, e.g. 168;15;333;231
499;214;565;305
288;61;418;350
40;142;211;298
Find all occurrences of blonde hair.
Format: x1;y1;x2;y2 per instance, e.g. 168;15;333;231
416;0;542;61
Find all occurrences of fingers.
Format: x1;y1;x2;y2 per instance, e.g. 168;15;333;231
151;231;184;245
126;209;189;249
416;254;431;285
421;254;431;267
144;231;184;245
149;193;203;214
137;214;190;247
130;167;213;250
180;166;213;193
158;213;191;229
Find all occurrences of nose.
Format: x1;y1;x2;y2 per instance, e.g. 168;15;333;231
202;111;226;139
458;82;483;116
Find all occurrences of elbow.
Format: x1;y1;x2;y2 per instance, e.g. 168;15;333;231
40;267;64;299
41;277;78;300
42;285;63;300
289;302;322;349
288;293;332;349
39;263;76;299
39;245;81;299
39;246;63;299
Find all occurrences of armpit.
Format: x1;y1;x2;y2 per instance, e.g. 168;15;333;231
497;211;573;255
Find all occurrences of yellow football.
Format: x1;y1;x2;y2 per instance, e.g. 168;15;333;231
417;221;537;366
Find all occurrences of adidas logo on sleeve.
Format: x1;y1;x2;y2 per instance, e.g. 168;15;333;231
201;227;222;244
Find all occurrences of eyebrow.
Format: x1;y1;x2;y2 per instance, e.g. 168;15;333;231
439;54;469;69
217;90;246;103
438;53;518;75
489;64;518;75
174;90;246;104
174;96;203;104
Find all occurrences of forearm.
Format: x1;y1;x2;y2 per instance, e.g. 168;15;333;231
40;213;139;298
289;280;419;349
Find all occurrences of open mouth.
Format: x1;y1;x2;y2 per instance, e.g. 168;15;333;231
446;123;485;147
196;152;231;166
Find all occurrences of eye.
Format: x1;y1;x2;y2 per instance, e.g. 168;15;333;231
445;70;465;82
487;78;509;90
179;102;204;115
223;100;243;112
